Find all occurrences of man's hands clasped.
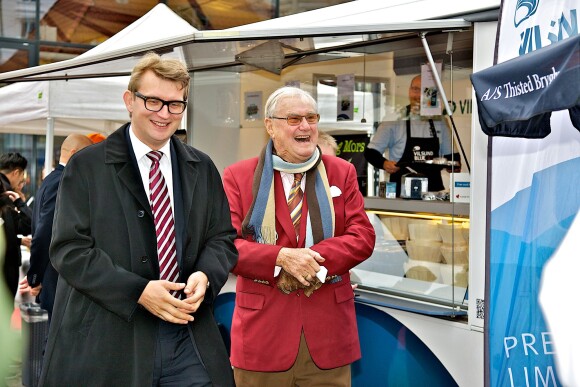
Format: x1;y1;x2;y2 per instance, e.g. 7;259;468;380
275;247;325;297
138;271;209;324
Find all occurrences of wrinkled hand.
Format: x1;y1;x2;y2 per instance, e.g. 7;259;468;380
19;277;41;297
276;247;325;287
138;280;194;324
277;269;322;297
181;271;209;314
277;270;302;294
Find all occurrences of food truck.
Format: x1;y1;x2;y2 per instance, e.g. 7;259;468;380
5;1;575;385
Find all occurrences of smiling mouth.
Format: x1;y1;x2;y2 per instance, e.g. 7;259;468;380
295;135;310;142
152;120;169;127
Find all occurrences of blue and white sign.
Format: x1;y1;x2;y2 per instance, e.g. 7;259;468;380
482;0;580;386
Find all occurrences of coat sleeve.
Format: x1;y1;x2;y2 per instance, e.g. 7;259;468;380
189;160;238;303
49;157;149;321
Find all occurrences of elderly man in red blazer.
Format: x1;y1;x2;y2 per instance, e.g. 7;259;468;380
223;86;375;386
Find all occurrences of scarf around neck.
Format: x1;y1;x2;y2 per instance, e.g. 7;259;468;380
242;139;335;246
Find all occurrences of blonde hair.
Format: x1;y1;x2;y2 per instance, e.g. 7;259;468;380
318;131;338;154
128;52;190;100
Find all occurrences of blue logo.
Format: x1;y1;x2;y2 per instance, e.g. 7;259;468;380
514;0;539;27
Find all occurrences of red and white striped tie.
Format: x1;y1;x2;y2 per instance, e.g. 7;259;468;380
147;151;179;291
287;173;304;239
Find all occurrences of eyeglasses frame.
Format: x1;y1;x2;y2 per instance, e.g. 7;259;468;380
134;91;187;114
269;114;320;126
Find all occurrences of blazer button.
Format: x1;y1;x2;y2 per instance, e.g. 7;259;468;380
140;256;148;263
137;210;145;218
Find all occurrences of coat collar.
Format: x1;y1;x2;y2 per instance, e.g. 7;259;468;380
103;123;201;221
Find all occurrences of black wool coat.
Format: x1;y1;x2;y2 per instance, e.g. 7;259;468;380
40;124;238;386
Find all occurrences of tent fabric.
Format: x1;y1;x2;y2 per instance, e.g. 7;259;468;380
0;0;497;83
470;34;580;138
77;4;197;59
0;4;196;136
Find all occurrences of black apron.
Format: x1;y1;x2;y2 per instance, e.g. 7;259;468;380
389;116;445;195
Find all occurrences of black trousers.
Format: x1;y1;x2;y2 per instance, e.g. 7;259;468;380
152;321;211;387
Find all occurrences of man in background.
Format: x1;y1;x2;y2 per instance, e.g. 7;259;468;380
364;75;458;195
19;134;94;320
0;152;32;219
0;153;31;298
317;131;338;156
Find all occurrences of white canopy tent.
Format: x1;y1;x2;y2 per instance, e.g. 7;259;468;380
0;3;197;170
0;0;498;84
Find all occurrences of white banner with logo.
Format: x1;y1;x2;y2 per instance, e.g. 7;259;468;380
487;0;580;386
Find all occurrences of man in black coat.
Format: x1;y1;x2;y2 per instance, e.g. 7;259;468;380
0;152;31;298
20;134;94;319
39;52;238;387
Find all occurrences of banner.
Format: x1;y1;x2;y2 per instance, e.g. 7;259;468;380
471;35;579;137
486;1;580;386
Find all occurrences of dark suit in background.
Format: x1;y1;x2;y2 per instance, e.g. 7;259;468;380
26;164;63;317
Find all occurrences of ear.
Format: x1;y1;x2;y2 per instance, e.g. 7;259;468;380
123;90;134;113
265;118;274;137
8;169;22;178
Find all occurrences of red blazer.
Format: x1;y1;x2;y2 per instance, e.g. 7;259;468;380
223;155;375;371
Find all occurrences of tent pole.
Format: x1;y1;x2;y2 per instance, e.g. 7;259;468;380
419;32;471;172
45;117;54;178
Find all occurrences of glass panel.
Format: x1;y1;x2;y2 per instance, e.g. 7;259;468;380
185;28;474;310
352;211;469;307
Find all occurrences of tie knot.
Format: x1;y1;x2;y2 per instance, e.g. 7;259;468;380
147;151;163;164
293;173;303;184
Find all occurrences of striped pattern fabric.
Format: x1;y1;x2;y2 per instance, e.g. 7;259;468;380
147;151;179;291
287;173;304;238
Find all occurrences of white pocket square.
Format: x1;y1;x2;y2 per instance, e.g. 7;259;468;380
330;186;342;197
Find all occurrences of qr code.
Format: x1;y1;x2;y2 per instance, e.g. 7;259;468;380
476;298;485;319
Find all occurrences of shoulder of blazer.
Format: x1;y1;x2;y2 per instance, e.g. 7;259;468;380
225;157;259;174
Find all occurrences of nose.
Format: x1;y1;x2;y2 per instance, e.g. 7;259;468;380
299;116;310;129
156;104;172;118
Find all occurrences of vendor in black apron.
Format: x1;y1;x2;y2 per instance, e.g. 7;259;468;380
364;75;457;196
388;112;445;194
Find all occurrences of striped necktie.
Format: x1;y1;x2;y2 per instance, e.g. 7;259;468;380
287;173;304;238
147;151;179;289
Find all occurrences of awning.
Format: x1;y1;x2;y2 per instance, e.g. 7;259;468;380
0;19;472;83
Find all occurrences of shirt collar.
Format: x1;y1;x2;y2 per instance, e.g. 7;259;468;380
129;125;172;161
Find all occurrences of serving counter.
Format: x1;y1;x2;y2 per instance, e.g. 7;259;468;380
354;196;470;317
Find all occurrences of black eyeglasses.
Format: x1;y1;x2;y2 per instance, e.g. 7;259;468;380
270;114;320;126
134;92;187;114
